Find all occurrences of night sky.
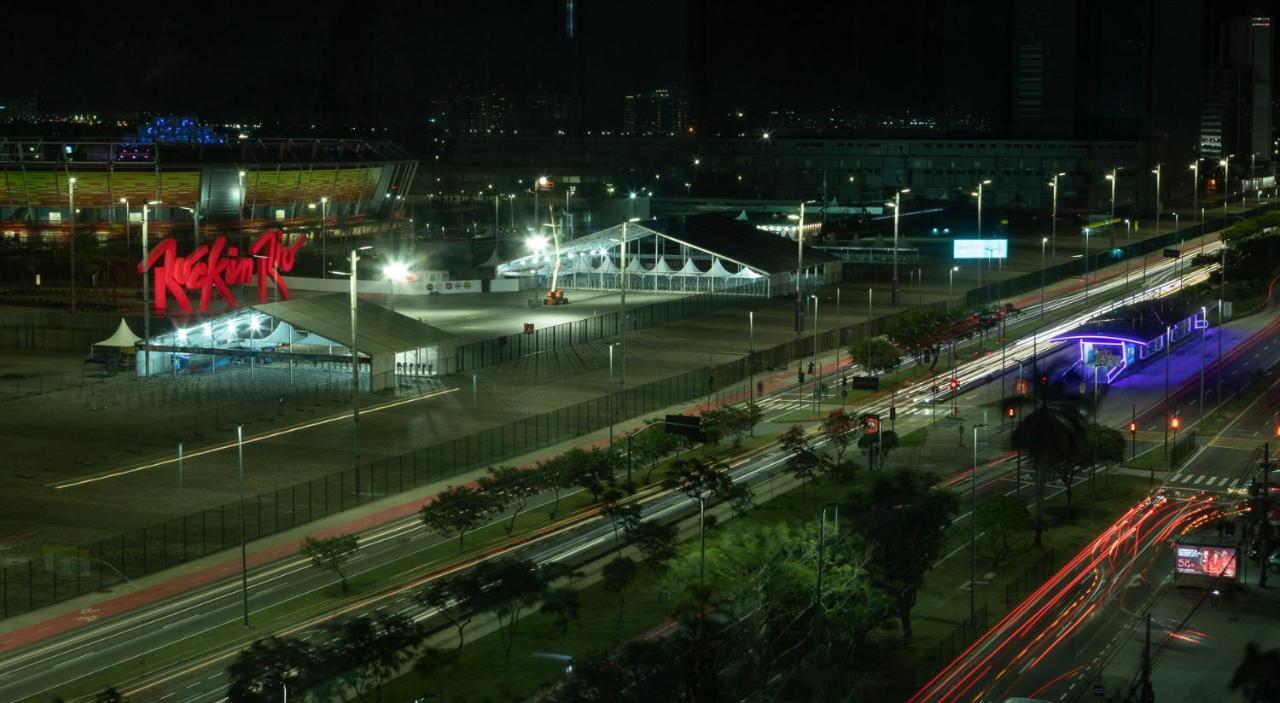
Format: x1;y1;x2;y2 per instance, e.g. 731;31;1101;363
2;2;1018;124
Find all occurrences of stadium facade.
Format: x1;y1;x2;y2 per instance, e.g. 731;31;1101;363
0;136;417;243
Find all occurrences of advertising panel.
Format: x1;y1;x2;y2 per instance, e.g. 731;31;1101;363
953;239;1008;259
1175;544;1237;578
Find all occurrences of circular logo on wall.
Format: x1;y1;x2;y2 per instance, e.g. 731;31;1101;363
463;281;472;289
445;281;454;290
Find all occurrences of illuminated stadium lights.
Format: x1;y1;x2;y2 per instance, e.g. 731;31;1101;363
383;261;410;282
526;235;549;252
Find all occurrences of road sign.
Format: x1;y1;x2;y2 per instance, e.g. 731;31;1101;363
1093;682;1104;698
1163;248;1181;258
849;376;879;391
862;414;881;434
664;414;703;440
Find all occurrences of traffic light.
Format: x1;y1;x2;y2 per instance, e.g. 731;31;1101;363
949;378;960;391
1006;405;1017;419
1128;420;1138;434
1273;422;1280;439
1170;415;1181;431
1040;374;1049;386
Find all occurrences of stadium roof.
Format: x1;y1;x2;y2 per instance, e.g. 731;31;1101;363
0;138;413;167
253;294;456;356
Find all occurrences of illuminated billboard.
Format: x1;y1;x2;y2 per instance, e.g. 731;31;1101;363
953;239;1008;259
1175;544;1237;579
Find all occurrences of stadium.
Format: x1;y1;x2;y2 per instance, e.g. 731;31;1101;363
0;126;417;247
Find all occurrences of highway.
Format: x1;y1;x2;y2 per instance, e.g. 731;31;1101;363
908;313;1280;703
0;239;1234;703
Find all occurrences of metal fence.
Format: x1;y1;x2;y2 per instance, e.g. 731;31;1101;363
0;284;964;619
452;286;761;373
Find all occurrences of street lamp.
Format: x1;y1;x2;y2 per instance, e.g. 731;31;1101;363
970;423;986;626
1221;155;1233;212
1189;160;1199;221
382;261;409;311
809;294;820;405
788;200;817;347
976;179;991;237
1082;227;1093;303
140;200;162;376
68;177;76;314
948;266;959;308
1048;172;1064;259
1040;237;1048;320
238;170;247;247
1151;163;1162;231
888;188;910;305
1105;167;1122;247
330;244;374;497
119;197;130;260
179;205;201;248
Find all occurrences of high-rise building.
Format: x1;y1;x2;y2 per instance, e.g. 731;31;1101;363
1010;1;1077;137
622;89;689;136
1201;12;1273;165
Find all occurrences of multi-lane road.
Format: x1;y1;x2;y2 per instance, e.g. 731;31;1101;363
0;235;1247;703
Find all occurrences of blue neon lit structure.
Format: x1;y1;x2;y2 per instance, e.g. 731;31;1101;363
1050;305;1210;384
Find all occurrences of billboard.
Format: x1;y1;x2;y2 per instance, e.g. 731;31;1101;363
953;239;1008;259
1175;544;1237;579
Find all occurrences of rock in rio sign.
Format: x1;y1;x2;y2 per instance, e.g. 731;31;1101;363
139;230;304;315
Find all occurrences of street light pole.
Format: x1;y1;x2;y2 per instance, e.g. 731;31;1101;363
1221;155;1232;214
141;201;159;377
1189;161;1199;223
891;188;909;305
1152;163;1162;232
1106;168;1121;248
68;177;76;314
1049;173;1063;259
971;423;986;626
976;180;991;237
237;424;250;626
949;266;958;309
1040;237;1047;321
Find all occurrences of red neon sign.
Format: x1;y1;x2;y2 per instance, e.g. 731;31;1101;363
139;230;304;315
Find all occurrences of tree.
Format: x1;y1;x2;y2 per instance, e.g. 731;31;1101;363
1081;423;1125;469
821;409;858;473
300;533;359;594
847;336;901;374
562;447;617;502
602;556;639;627
1230;642;1280;703
537;456;573;519
227;636;320;703
420;484;498;551
471;557;552;677
478;466;540;534
631;521;678;575
325;612;424;703
94;688;126;703
844;470;960;638
1012;399;1086;534
705;404;763;447
724;481;756;518
858;429;899;470
780;425;826;490
629;424;682;484
415;569;484;652
663;457;733;501
975;495;1033;568
540;586;581;644
414;646;460;703
600;489;642;553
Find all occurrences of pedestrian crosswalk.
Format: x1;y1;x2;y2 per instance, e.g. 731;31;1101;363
1167;472;1245;489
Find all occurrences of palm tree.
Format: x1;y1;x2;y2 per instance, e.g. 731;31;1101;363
1011;399;1086;546
1230;642;1280;703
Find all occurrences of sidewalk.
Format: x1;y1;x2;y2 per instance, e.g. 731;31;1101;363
1091;557;1280;702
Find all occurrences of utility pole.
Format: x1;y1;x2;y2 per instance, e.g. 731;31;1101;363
1139;613;1155;703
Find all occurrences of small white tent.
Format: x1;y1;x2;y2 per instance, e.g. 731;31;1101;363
92;319;141;352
